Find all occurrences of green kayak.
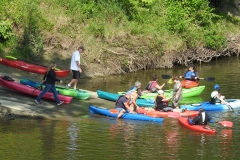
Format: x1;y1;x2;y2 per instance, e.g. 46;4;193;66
118;86;205;99
20;78;90;100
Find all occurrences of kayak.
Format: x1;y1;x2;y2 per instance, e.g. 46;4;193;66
181;80;199;88
119;86;205;99
180;99;240;111
136;107;199;117
97;90;155;107
20;78;90;100
178;116;216;134
0;57;70;77
0;76;73;104
89;106;164;122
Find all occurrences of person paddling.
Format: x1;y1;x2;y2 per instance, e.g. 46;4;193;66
180;64;199;81
188;108;214;125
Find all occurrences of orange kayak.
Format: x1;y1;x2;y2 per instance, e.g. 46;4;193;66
136;107;199;118
0;58;70;77
181;80;199;88
178;116;216;134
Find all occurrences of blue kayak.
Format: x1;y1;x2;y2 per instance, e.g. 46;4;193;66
180;99;240;111
89;106;164;122
97;90;155;107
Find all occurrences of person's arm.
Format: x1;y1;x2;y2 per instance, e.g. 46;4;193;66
123;102;131;111
156;83;165;90
49;70;60;82
76;60;82;73
132;94;139;108
206;113;214;123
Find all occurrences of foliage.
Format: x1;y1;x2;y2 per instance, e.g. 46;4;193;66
0;20;13;40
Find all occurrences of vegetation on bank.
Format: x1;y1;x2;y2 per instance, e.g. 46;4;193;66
0;0;240;76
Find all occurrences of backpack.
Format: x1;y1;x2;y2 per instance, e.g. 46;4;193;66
145;82;152;90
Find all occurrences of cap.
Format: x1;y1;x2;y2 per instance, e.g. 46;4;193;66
214;84;220;90
134;81;141;87
157;90;164;94
188;64;194;68
78;46;85;51
199;108;205;112
125;91;132;95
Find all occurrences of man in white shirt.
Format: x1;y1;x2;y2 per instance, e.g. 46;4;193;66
66;46;84;89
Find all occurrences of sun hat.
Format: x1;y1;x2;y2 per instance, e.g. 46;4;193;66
157;90;164;94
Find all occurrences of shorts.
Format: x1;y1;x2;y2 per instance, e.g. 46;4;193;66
116;108;129;113
72;70;80;79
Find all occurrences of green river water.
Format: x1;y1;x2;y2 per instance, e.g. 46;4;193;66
1;56;240;160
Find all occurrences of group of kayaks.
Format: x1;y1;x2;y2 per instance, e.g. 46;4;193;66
0;56;234;133
0;56;91;104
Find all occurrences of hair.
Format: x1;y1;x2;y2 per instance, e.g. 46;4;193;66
46;62;56;75
172;76;179;81
135;81;141;87
152;75;158;81
137;88;142;96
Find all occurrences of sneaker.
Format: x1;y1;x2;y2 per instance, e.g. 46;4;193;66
35;100;40;104
57;101;64;106
66;84;70;89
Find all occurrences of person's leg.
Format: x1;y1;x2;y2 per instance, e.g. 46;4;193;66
73;71;80;89
116;108;126;119
36;84;51;103
50;85;61;104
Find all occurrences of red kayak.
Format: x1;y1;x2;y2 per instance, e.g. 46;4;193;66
181;80;199;88
136;107;199;118
178;116;216;134
0;58;70;77
0;76;73;104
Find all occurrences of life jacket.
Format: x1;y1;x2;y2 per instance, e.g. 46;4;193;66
197;112;208;125
184;71;197;80
210;95;221;104
155;95;168;110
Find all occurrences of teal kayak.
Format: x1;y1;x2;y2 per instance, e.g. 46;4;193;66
97;90;155;107
118;86;205;99
20;78;90;100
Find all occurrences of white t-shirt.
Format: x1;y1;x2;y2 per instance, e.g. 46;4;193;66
70;50;80;71
211;91;218;98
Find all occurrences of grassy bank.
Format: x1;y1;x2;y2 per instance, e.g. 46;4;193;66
0;0;240;76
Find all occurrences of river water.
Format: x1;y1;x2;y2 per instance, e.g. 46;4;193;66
0;56;240;159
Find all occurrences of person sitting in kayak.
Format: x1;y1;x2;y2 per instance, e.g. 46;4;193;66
129;81;141;91
155;90;173;112
146;75;165;93
180;64;199;81
210;84;228;105
115;91;134;119
155;89;186;112
188;108;214;125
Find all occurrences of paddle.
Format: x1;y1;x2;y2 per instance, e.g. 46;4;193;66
5;56;61;70
218;121;233;127
161;74;215;82
227;104;240;115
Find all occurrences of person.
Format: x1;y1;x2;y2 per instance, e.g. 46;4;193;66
35;63;64;105
210;84;228;104
115;91;134;119
128;88;143;111
172;76;182;109
188;108;214;125
155;90;173;112
180;64;199;81
146;75;165;93
129;81;141;91
66;46;84;90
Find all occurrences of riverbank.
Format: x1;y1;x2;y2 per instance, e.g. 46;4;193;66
0;66;114;120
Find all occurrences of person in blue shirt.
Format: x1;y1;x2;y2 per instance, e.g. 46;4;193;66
115;91;133;119
180;64;199;81
188;108;214;125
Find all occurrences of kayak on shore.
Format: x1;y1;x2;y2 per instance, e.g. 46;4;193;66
0;76;73;104
20;78;90;100
89;106;164;122
0;57;70;77
178;116;216;133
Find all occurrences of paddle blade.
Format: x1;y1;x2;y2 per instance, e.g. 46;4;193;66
168;112;180;118
218;121;233;128
161;74;172;79
167;78;173;84
205;77;215;82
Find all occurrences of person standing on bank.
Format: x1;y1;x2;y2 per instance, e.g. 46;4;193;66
35;63;64;106
66;46;84;90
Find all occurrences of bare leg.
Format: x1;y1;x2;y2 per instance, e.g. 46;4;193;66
73;79;79;89
68;79;77;86
116;110;125;119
